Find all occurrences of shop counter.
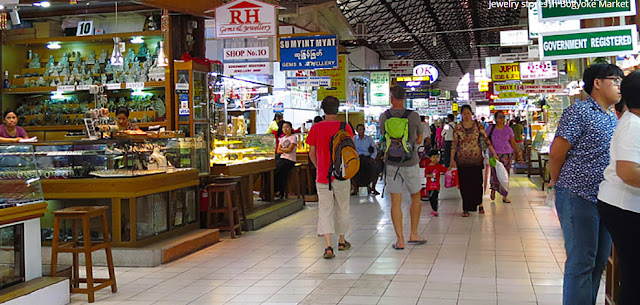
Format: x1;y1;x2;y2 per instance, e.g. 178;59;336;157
40;169;200;248
211;159;275;211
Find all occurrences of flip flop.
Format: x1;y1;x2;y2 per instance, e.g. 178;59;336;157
392;243;404;250
407;239;427;245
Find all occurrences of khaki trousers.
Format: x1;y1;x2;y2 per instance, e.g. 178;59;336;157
316;179;351;236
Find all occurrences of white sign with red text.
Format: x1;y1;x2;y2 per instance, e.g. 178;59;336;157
381;60;414;77
224;62;272;75
515;84;564;94
223;46;270;61
214;0;277;38
519;61;558;80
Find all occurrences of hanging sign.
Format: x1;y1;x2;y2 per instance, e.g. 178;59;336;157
491;63;520;81
412;64;439;83
381;60;414;77
223;46;270;61
498;52;529;62
536;0;636;22
528;3;580;39
370;71;390;106
224;62;272;75
317;54;347;101
515;84;565;94
519;61;558;80
500;30;530;46
406;90;430;100
539;26;639;60
278;35;338;70
76;21;94;36
285;76;331;87
213;0;278;38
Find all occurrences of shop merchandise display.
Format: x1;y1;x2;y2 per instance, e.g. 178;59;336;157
211;134;275;166
0;145;45;208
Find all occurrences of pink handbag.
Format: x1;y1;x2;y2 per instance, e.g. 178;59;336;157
445;169;459;188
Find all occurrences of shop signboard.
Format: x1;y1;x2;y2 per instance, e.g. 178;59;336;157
214;0;278;38
428;97;438;107
381;60;414;77
515;84;565;94
279;35;338;70
519;61;558;80
500;30;530;46
491;63;520;81
317;54;347;101
223;46;270;61
498;52;529;62
224;62;272;75
494;82;527;99
412;64;439;83
536;0;636;22
539;25;639;60
406;90;429;100
286;76;331;87
528;2;580;38
369;71;390;106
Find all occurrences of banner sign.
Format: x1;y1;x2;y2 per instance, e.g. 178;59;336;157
519;61;558;80
540;25;639;60
317;54;347;101
279;35;338;70
381;60;414;77
536;0;636;22
214;0;278;38
491;63;520;81
515;84;565;94
286;76;331;87
500;30;530;46
498;52;529;62
406;90;430;100
370;71;390;106
528;2;580;39
224;62;272;75
223;46;270;61
412;64;439;83
493;82;521;93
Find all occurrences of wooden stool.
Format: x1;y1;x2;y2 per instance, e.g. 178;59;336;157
210;176;247;229
206;182;242;238
50;206;117;303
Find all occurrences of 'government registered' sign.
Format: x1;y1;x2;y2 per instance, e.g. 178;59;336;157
278;35;338;70
539;25;639;60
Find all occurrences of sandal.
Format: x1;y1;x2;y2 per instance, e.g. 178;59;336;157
461;211;470;217
502;198;511;203
392;242;404;250
479;206;485;214
338;241;351;251
323;247;335;259
490;190;496;201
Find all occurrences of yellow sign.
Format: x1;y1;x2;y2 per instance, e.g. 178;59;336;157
498;92;527;99
491;63;520;81
478;80;489;92
318;54;347;101
452;103;459;112
396;76;430;82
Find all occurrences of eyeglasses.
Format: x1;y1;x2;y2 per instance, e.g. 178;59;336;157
496;115;505;119
601;77;622;86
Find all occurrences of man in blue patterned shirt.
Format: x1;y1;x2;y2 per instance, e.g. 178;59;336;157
549;64;622;305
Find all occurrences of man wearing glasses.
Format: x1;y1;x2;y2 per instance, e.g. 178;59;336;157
549;64;623;305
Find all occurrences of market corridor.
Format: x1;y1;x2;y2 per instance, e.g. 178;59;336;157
71;175;605;305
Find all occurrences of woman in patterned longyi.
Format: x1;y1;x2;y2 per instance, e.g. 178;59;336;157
450;105;497;217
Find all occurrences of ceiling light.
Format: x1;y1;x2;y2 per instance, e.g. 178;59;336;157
130;36;144;44
0;5;5;10
33;2;41;6
47;41;61;49
40;1;50;7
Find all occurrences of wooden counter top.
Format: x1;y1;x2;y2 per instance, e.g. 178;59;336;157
211;159;276;176
41;169;199;199
0;201;48;226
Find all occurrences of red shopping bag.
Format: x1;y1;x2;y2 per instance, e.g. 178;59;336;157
444;169;459;188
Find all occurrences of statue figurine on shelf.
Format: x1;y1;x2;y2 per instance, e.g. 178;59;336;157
29;53;41;69
71;66;80;76
138;70;148;82
46;55;55;69
60;67;70;77
91;62;101;75
37;77;46;87
62;76;69;85
125;48;136;65
125;73;136;83
86;50;96;65
100;73;107;84
105;61;113;73
144;14;158;31
59;53;70;69
137;43;150;62
98;49;108;64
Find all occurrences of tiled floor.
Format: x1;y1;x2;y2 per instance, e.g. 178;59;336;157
69;174;606;305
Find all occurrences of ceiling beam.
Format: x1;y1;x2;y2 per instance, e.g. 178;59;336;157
378;0;448;76
422;0;465;74
19;4;151;19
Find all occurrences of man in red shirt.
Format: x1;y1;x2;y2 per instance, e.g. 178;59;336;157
306;96;354;259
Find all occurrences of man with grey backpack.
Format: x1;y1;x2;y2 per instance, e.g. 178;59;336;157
380;85;425;250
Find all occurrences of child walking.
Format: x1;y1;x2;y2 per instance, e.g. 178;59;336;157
422;150;447;216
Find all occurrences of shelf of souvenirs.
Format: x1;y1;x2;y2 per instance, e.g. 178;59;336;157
22;121;168;132
3;30;164;46
2;81;166;95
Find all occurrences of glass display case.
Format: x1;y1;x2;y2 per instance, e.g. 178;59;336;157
0;145;45;207
32;137;209;178
211;134;275;166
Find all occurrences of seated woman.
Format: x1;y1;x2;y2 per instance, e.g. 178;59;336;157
274;121;298;199
0;109;29;143
352;124;379;195
99;107;141;132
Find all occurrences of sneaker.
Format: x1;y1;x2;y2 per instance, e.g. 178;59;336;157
431;211;439;217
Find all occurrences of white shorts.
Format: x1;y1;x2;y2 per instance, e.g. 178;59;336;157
385;164;422;194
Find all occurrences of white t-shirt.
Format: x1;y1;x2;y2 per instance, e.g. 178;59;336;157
598;111;640;213
442;122;454;141
421;122;431;138
279;134;298;162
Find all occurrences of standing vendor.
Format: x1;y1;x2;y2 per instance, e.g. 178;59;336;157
266;113;283;134
0;109;29;143
99;107;142;132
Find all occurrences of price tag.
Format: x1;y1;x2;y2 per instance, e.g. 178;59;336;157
105;83;121;90
125;82;145;89
76;85;91;91
56;85;76;92
76;21;94;36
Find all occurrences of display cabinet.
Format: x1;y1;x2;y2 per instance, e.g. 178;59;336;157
0;145;46;208
174;60;210;142
211;134;275;166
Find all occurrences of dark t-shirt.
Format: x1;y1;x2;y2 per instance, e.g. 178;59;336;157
379;109;422;167
0;125;28;138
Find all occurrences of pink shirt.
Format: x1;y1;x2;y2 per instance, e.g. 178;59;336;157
279;134;298;162
0;125;28;138
486;125;514;154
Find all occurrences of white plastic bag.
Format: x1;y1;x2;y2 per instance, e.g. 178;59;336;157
494;160;510;192
545;187;556;208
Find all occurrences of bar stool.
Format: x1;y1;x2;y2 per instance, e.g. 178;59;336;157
50;206;117;303
286;163;302;199
210;175;247;228
206;182;242;238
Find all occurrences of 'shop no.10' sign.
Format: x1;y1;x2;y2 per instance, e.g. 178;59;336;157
413;64;439;83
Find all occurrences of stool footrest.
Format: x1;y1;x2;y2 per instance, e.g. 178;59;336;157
57;242;110;253
71;280;116;294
